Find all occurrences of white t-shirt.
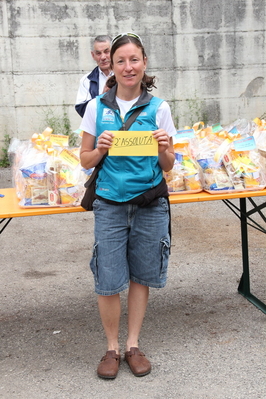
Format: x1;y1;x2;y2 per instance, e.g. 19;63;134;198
79;96;177;137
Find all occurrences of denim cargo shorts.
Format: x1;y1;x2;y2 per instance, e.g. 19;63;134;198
89;197;170;295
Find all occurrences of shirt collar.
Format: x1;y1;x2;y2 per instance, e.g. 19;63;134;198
98;67;113;77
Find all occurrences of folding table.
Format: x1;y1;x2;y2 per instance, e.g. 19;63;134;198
1;187;265;313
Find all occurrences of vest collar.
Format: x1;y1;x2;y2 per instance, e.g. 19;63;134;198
100;84;153;111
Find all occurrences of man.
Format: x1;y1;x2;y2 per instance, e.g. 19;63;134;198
75;35;113;117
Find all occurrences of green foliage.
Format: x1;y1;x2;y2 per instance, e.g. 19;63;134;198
169;99;179;128
0;134;11;168
171;94;209;129
42;103;78;146
183;95;209;128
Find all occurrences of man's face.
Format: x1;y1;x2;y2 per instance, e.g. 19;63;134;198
91;41;111;74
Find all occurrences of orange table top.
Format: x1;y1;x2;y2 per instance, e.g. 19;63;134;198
1;187;266;219
0;188;86;218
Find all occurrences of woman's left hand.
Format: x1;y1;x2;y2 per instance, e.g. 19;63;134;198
152;129;170;153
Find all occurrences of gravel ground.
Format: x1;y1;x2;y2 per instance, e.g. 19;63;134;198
1;167;265;399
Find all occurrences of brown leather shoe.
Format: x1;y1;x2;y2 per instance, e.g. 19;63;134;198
125;347;151;377
97;350;121;379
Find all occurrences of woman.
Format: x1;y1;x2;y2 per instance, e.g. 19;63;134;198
79;32;176;379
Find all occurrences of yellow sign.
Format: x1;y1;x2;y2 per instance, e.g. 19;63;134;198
50;134;69;147
59;149;80;168
109;131;158;156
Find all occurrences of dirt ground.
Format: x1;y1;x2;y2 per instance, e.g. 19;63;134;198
0;167;265;399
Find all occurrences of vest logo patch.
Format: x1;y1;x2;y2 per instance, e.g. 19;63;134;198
140;111;147;116
102;108;115;122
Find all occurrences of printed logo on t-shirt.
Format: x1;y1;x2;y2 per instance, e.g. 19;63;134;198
102;108;115;122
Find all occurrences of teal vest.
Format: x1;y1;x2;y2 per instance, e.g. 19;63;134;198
95;88;164;202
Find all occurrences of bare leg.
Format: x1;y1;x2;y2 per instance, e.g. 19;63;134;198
126;281;149;351
98;294;121;354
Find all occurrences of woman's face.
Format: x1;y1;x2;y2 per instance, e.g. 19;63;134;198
112;42;147;91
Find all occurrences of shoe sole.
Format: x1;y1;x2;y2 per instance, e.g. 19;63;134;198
97;373;117;379
125;360;151;377
131;369;151;377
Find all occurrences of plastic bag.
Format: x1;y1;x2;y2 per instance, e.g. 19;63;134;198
221;137;266;192
193;130;233;192
196;130;266;193
9;129;87;207
164;130;202;194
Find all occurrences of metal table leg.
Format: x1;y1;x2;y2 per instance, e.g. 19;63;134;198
223;197;266;314
0;218;12;234
238;198;266;313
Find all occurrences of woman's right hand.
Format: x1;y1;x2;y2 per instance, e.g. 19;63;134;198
80;130;113;170
97;130;114;154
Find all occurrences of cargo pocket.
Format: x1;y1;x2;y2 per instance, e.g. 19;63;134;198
160;236;170;279
158;197;169;212
90;242;99;285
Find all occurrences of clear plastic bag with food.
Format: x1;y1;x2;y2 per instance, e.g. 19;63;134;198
195;134;234;192
165;131;203;194
221;136;266;192
10;128;87;207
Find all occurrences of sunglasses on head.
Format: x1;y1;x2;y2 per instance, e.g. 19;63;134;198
111;32;143;46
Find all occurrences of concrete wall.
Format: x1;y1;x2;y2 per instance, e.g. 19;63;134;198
0;0;265;148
